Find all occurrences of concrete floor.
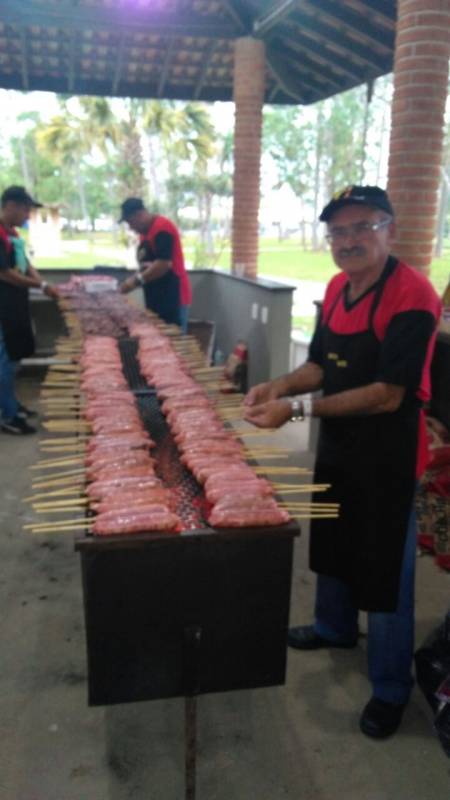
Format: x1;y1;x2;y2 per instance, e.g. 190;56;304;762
1;372;450;800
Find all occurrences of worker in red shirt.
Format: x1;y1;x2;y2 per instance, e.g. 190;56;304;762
119;197;192;333
245;186;441;739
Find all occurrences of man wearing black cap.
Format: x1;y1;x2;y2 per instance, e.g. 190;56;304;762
0;186;59;434
244;186;441;738
118;197;192;332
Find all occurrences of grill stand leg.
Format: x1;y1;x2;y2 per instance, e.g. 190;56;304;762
185;696;197;800
183;624;202;800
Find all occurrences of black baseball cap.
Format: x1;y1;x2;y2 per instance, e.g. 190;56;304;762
1;185;43;208
119;197;145;223
319;185;394;222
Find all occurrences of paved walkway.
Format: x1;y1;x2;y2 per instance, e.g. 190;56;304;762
1;372;449;799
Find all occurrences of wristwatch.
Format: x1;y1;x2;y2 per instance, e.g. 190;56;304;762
289;397;305;422
40;281;48;292
135;273;144;287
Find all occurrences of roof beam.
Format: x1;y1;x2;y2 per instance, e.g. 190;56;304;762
194;41;217;100
289;10;391;72
349;0;397;23
265;47;307;103
253;0;299;37
269;35;343;89
0;71;234;102
158;38;175;98
275;27;368;83
0;1;239;39
267;42;336;97
300;0;395;51
220;0;251;33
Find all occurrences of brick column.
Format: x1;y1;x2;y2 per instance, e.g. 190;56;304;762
387;0;450;272
231;37;266;279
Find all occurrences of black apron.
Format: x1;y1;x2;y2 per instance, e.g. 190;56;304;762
137;238;182;327
310;259;419;612
0;287;35;360
142;270;182;327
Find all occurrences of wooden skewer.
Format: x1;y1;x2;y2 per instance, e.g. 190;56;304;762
32;477;85;489
30;457;84;469
272;480;312;487
245;454;289;460
278;502;340;509
24;517;88;529
244;447;291;453
43;425;89;433
39;437;88;445
25;522;91;534
254;467;320;475
25;487;85;501
272;484;330;493
291;514;339;520
32;503;89;513
32;497;89;508
192;367;224;375
39;446;86;454
32;466;85;480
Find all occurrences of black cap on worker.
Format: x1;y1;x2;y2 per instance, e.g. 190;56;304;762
118;197;145;223
1;185;43;208
319;185;394;223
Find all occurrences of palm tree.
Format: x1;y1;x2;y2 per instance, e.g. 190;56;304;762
142;100;216;215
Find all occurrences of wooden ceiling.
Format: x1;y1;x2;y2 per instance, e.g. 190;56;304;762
0;1;397;104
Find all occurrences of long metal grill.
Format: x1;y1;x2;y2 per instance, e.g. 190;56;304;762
119;337;209;530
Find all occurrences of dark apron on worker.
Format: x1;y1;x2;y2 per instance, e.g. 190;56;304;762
142;269;182;327
137;238;182;327
0;285;35;361
310;258;419;612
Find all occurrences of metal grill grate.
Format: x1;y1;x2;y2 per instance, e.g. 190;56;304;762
118;337;151;394
119;336;209;530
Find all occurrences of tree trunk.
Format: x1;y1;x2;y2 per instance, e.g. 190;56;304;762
435;168;449;257
204;191;214;256
18;139;31;188
146;134;162;201
76;167;88;229
312;106;326;251
360;82;373;183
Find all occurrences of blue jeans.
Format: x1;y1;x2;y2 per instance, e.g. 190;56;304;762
314;504;417;705
179;305;190;335
0;325;19;420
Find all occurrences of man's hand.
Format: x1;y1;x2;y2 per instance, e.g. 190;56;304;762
43;284;59;299
244;398;292;429
120;276;138;294
244;381;281;407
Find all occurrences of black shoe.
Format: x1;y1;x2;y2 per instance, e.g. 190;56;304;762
287;624;358;650
17;402;38;419
360;697;406;739
1;415;37;435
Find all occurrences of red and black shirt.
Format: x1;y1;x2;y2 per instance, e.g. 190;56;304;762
308;258;442;474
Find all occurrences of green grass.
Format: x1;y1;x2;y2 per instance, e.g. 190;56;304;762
34;232;450;294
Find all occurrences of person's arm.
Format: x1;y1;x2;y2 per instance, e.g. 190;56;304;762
26;260;59;298
121;231;173;293
245;312;325;407
244;381;405;428
245;305;438;429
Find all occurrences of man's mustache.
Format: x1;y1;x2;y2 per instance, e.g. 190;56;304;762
338;246;366;258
